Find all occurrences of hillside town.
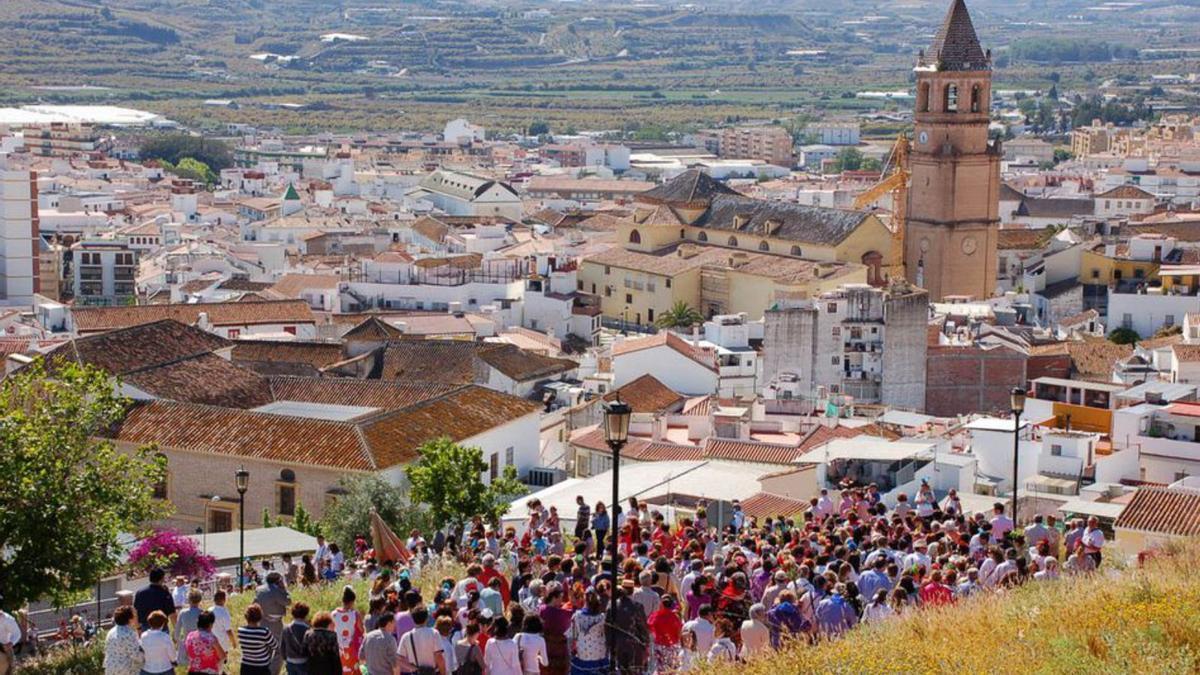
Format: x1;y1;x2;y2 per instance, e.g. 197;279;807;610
3;1;1200;674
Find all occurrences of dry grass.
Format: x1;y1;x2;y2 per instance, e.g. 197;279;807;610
705;544;1200;675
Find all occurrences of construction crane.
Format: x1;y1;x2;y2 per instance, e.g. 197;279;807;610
852;134;909;279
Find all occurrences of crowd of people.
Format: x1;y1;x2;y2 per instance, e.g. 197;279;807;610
95;481;1108;675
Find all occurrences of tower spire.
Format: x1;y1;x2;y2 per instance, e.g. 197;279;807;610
921;0;988;72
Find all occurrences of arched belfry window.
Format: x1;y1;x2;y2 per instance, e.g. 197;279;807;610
629;229;641;244
970;84;982;113
918;82;931;113
945;84;958;113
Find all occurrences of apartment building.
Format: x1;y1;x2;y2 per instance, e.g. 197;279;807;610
71;240;138;306
761;282;929;411
718;126;794;168
0;162;40;305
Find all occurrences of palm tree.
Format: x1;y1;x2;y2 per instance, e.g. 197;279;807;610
655;301;704;329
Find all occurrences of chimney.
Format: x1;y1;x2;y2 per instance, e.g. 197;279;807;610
196;312;212;332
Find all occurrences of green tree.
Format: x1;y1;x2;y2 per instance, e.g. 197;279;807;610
655;301;704;329
139;134;232;171
833;147;863;172
320;475;431;551
291;502;321;537
861;157;883;172
262;508;274;529
1108;327;1141;345
0;361;166;609
528;120;550;136
406;438;528;532
166;157;217;185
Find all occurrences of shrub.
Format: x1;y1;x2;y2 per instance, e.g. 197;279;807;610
127;529;216;581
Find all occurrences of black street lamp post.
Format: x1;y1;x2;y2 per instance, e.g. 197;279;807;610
1010;387;1026;526
235;466;249;588
602;396;631;666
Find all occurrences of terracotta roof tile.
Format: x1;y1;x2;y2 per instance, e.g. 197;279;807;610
358;386;541;468
569;426;703;461
602;374;685;413
267;376;458;410
1172;343;1200;363
230;340;347;376
739;492;811;519
1114;486;1200;537
611;332;717;372
115;385;540;472
45;319;229;375
703;438;800;465
1067;338;1132;380
268;273;340;298
116;401;377;471
71;300;315;333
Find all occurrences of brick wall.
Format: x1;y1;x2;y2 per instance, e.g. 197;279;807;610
925;345;1026;417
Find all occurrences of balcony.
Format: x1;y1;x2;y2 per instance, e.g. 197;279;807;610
114;268;135;281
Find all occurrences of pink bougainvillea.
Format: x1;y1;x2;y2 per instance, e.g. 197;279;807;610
127;529;216;580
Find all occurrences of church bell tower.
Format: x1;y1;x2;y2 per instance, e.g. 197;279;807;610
905;0;1001;301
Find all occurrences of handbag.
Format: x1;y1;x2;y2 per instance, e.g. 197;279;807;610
409;632;438;675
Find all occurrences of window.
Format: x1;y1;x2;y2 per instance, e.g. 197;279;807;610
679;229;685;239
1135;268;1145;279
278;484;296;516
283;326;297;335
727;236;739;247
828;302;838;313
1091;269;1100;280
227;328;240;339
629;229;641;244
831;355;840;365
790;245;802;256
970;84;981;113
605;266;611;275
490;453;499;481
918;81;930;113
505;447;514;466
832;326;841;337
698;231;708;242
1166;314;1176;327
1050;444;1063;457
945;84;958;112
665;278;672;288
605;286;612;297
758;240;770;252
647;279;656;292
626;293;633;304
648;308;655;323
209;508;233;534
1122;313;1132;329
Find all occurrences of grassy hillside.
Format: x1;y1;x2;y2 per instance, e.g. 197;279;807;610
706;545;1200;674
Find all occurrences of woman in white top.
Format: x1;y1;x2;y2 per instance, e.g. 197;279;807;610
481;617;522;675
514;615;549;674
706;618;739;664
139;610;176;675
862;590;895;623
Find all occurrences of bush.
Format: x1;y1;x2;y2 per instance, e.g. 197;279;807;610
16;641;102;675
1109;327;1141;345
127;529;216;581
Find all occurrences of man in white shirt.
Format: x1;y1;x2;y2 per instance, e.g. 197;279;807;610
902;540;931;574
396;607;447;675
314;535;331;574
814;489;835;522
990;502;1014;544
1024;515;1051;550
0;603;21;675
682;605;716;656
740;604;770;660
171;576;190;610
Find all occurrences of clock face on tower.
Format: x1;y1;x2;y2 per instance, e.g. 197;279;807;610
918;131;929;145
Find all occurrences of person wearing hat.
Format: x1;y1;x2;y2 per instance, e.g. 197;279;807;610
609;577;650;675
